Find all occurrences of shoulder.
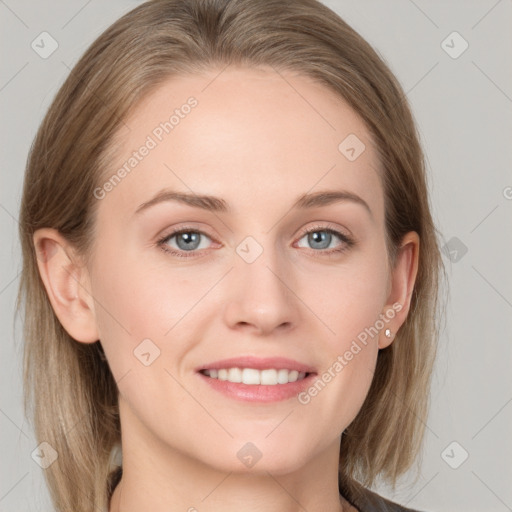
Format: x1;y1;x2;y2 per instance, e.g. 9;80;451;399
339;475;426;512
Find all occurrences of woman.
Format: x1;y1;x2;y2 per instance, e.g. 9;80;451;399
17;0;446;510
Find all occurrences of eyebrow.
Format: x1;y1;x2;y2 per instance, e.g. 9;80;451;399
134;188;372;218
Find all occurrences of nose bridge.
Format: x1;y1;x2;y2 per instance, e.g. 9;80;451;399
237;234;291;304
224;234;299;334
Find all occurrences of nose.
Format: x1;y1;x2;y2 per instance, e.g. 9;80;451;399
223;247;300;336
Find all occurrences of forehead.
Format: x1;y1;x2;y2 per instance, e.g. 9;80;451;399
99;66;383;221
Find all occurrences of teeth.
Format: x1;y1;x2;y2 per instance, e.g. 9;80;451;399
228;367;243;383
261;369;277;385
242;368;260;385
203;368;307;385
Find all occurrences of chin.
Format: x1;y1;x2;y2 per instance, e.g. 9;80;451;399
194;438;315;476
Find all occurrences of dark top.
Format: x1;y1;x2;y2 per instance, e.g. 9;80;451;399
339;475;423;512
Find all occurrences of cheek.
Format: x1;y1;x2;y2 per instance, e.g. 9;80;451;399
88;249;163;376
89;249;207;372
298;247;388;422
308;251;389;350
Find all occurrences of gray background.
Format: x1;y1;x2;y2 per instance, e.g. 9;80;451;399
1;1;511;511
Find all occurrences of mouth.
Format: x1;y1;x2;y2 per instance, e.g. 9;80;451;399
196;356;317;402
199;367;312;385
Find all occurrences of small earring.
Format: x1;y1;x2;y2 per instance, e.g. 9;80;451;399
385;328;392;338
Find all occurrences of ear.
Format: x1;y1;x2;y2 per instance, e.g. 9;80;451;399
379;231;420;349
33;227;99;344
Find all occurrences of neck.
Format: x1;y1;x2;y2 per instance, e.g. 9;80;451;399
109;402;353;512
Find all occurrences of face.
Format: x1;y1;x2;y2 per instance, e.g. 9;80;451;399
86;66;396;474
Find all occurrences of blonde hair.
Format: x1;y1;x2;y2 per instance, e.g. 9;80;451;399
17;0;447;510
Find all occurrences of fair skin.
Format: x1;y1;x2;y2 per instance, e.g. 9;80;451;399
33;67;419;512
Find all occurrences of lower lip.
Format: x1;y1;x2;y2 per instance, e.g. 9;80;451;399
197;372;316;402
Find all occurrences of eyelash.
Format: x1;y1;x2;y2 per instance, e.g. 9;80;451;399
156;224;355;258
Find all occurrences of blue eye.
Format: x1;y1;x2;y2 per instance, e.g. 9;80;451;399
158;229;212;257
157;225;354;258
296;227;354;254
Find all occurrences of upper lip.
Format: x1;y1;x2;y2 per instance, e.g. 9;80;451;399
196;356;316;374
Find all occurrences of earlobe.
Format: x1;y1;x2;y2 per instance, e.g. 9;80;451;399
379;231;420;349
33;228;99;344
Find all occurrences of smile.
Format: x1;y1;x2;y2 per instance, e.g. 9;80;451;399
200;368;309;385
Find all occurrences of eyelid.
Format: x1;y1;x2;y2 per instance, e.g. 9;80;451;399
157;224;215;241
299;221;352;238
